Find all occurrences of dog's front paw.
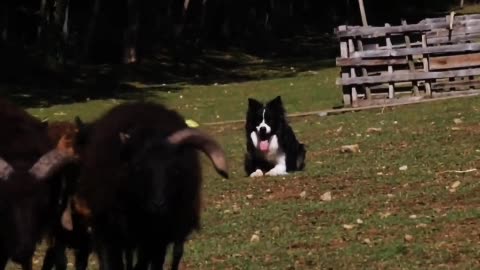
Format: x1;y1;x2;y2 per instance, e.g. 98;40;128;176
265;167;288;176
249;169;264;178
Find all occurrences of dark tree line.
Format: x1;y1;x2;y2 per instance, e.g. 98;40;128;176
0;0;464;65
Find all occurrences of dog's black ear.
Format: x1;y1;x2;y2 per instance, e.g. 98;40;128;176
248;98;262;109
268;96;283;107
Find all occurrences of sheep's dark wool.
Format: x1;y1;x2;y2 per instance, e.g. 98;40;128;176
0;99;75;270
244;96;306;178
73;102;228;270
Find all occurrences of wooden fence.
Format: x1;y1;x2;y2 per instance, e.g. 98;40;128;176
336;13;480;107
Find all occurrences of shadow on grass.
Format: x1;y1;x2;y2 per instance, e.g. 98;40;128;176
1;33;337;108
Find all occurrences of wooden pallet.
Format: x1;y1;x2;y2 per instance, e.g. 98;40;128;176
337;13;480;107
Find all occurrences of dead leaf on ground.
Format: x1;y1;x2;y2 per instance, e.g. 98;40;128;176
451;181;461;189
366;127;382;133
404;234;414;242
250;234;260;243
320;191;332;201
379;212;392;219
453;118;463;124
340;144;360;153
342;224;356;230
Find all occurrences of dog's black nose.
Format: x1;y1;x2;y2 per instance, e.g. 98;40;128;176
259;127;267;136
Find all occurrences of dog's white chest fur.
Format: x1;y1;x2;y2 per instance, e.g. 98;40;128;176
249;132;287;177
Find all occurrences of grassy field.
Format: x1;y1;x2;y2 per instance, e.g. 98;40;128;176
7;50;480;269
25;58;340;124
192;97;480;269
457;3;480;14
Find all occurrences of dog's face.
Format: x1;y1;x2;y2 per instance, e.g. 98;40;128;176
246;96;285;153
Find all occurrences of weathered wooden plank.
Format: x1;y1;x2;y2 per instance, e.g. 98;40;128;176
350;42;480;59
426;25;480;38
342;73;351;106
430;52;480;70
358;0;368;26
353;90;480;110
356;39;371;100
339;25;351;106
421;14;480;23
421;34;432;96
337;67;480;85
337;19;480;38
427;33;480;45
337;24;435;38
336;57;409;67
403;19;420;96
369;81;414;90
385;23;395;99
431;89;480;97
348;38;358;107
432;78;480;89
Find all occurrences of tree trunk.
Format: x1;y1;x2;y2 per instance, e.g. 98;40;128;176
63;0;70;40
201;0;208;28
83;0;102;61
38;0;48;37
1;1;8;42
123;0;139;64
460;0;465;8
54;0;68;64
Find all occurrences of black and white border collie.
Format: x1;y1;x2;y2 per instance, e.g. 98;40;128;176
244;96;306;177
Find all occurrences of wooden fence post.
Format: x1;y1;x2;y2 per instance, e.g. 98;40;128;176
402;19;420;96
339;25;352;106
358;0;368;26
348;38;359;107
385;23;395;99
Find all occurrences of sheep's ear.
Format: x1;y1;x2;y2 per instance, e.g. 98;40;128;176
119;132;130;144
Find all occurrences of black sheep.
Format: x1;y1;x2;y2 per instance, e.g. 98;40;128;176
0;99;76;270
71;102;228;270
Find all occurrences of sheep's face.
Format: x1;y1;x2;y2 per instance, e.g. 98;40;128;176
123;132;177;214
0;172;52;263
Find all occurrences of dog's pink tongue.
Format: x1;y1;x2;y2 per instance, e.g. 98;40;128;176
259;140;269;152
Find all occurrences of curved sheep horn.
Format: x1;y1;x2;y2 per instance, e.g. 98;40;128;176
0;157;14;180
167;128;229;178
29;135;77;180
29;149;76;180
